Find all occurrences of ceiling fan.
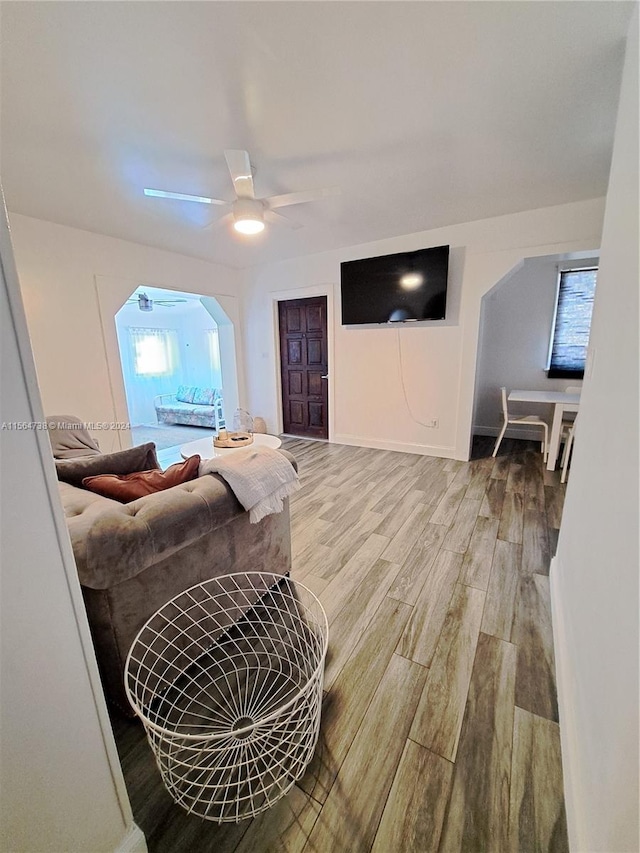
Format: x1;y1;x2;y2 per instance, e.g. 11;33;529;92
144;150;340;234
126;293;188;312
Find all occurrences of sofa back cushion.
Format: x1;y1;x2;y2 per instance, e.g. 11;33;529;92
176;385;197;403
56;442;159;488
191;388;219;405
82;455;201;502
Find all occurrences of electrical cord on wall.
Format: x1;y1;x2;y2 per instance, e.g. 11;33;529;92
396;327;434;429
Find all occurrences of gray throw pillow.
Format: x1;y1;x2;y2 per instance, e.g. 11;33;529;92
55;443;159;488
46;414;102;459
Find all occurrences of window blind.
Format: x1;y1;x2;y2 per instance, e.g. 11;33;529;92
548;268;597;378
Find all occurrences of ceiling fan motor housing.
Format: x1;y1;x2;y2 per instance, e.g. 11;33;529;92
233;198;264;232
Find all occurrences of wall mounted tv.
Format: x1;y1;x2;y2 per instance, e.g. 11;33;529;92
340;245;449;325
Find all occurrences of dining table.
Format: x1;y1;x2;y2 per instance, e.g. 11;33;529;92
508;389;581;471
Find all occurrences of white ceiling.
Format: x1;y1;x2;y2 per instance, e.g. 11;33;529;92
0;2;633;269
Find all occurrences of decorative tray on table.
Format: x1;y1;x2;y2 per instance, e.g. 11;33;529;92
213;430;254;448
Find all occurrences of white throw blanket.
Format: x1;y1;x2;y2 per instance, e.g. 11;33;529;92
199;446;300;523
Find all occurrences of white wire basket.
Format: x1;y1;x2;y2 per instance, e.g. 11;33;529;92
124;572;328;823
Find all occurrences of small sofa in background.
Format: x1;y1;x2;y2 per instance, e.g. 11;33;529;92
154;385;224;429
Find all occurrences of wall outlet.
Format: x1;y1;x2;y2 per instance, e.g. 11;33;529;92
427;418;439;428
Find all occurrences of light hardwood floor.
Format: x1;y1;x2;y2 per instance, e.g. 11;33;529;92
111;436;568;852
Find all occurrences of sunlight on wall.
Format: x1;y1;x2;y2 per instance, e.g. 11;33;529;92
131;328;178;376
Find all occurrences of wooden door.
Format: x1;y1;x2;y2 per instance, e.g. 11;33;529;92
278;296;329;439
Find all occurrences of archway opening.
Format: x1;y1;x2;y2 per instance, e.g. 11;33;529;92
115;285;237;461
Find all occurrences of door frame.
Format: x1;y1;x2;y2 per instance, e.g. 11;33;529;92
270;284;335;440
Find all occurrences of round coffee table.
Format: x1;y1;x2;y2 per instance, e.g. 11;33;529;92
180;433;282;460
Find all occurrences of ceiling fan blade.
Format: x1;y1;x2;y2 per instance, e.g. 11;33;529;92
144;188;227;205
264;209;303;230
202;211;235;230
266;187;341;210
224;150;255;199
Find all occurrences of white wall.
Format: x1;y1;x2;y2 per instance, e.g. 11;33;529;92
0;202;144;852
242;199;605;457
115;301;221;425
473;254;597;435
8;214;245;451
551;10;639;852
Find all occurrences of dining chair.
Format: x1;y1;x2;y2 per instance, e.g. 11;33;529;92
492;387;550;459
561;415;578;483
560;384;581;442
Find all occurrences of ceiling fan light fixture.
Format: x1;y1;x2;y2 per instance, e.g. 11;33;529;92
234;217;265;235
232;198;265;235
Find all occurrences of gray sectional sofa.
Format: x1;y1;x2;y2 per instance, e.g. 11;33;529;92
55;441;295;715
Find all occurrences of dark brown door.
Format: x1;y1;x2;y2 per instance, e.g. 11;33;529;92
278;296;329;439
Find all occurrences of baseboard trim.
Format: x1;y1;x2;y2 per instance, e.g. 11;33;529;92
332;432;456;458
116;824;147;853
549;555;586;853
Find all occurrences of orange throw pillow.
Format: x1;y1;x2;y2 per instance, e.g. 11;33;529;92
82;455;201;502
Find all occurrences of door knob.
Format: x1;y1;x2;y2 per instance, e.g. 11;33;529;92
321;374;329;379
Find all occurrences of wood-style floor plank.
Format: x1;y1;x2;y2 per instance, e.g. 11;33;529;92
319;505;382;550
513;573;559;722
386;523;448;606
316;533;389;624
438;633;516;852
234;784;321;853
322;557;401;690
291;516;331;560
509;708;568;853
298;572;330;598
299;597;413;805
479;476;506;520
544;484;566;528
396;549;462;668
409;583;486;762
522;506;551;575
374;488;426;538
314;512;386;581
305;654;427;853
292;542;333;581
523;453;546;507
381;502;434;564
506;461;526;495
371;740;453;853
481;539;521;642
498;490;524;544
361;465;413;512
464;459;493;501
460;516;499;590
442;498;482;554
429;481;468;527
490;453;511;480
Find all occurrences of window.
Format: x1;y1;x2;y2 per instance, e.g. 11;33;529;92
547;267;597;378
129;328;178;377
207;328;221;373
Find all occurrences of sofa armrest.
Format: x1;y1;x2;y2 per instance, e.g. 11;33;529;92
154;394;175;406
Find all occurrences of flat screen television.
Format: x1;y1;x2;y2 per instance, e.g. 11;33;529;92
340;245;449;325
